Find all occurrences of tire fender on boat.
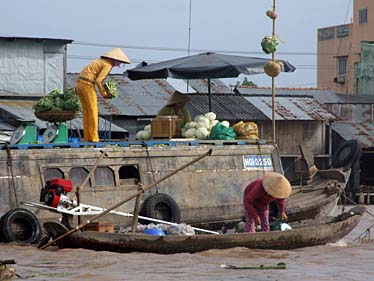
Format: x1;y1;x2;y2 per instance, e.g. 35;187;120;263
140;193;180;224
332;140;362;169
0;208;42;244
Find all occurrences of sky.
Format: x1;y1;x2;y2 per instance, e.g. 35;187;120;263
1;0;353;88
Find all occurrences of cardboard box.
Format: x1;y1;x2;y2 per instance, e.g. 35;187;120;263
151;116;181;139
83;222;115;233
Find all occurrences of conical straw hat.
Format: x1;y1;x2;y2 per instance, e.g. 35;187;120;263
166;91;191;106
263;172;291;199
101;48;131;64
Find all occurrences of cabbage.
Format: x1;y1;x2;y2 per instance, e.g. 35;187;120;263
181;128;187;137
33;88;81;113
104;80;119;97
197;119;210;129
144;124;151;132
185;128;197;138
185;121;198;129
195;127;209;139
136;130;144;140
142;130;151;140
194;115;206;123
204;112;216;121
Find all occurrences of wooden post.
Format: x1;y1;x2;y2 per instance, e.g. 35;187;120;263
131;184;144;233
75;150;108;225
39;149;212;250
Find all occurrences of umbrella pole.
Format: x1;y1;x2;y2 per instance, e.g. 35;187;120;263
208;78;212;111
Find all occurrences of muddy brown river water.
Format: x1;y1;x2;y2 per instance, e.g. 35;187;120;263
1;206;374;281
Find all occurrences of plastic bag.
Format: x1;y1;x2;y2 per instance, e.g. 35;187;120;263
208;123;236;140
233;121;258;140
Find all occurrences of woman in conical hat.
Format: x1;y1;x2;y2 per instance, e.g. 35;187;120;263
76;48;131;142
157;91;192;126
243;171;291;233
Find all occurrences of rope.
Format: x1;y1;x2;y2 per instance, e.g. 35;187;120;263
5;145;19;208
143;141;158;193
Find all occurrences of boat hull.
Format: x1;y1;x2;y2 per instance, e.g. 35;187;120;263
44;206;364;254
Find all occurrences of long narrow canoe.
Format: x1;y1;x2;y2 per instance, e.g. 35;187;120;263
43;206;364;254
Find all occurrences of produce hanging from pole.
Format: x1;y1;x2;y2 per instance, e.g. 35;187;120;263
261;0;280;145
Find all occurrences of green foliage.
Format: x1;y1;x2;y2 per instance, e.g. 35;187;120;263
104;80;119;97
235;77;257;87
33;88;81;113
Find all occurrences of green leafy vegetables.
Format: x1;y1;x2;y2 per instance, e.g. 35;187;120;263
104;80;119;98
33;88;81;113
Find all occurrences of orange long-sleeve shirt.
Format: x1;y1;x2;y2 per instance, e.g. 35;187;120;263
79;58;113;97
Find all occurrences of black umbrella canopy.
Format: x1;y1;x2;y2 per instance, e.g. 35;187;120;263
126;52;295;80
125;52;295;111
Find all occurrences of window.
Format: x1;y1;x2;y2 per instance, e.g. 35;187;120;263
94;167;115;186
303;122;316;141
44;168;64;182
359;8;368;24
319;27;335;41
337;56;348;76
69;167;92;188
119;165;140;185
336;25;349;38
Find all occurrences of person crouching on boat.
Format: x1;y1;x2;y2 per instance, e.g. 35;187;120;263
243;171;291;233
76;48;131;142
157;91;192;127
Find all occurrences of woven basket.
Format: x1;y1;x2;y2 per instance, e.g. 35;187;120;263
35;111;80;122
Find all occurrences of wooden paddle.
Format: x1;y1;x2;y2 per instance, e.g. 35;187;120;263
39;149;213;250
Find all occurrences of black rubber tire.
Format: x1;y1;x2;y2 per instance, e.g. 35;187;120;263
332;140;361;169
0;208;42;244
141;193;180;224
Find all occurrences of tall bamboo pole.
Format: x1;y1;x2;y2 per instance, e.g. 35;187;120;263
271;0;276;144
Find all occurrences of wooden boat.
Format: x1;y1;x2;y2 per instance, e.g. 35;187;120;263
283;168;349;223
0;138;351;231
43;206;365;254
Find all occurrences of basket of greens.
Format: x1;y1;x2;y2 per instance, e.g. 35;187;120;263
34;88;81;121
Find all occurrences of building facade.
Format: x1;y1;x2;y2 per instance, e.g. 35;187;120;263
317;0;374;94
0;36;72;95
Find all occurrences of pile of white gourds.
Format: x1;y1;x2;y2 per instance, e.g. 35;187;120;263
135;124;152;140
182;112;229;140
135;112;230;140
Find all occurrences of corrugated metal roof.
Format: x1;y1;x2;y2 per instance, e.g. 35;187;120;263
0;36;73;44
67;74;176;116
0;99;126;132
187;79;232;93
187;93;267;121
336;94;374;104
243;96;336;121
332;122;374;148
235;87;340;104
0;121;15;131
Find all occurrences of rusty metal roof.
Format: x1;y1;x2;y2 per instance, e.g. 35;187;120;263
0;99;126;132
187;79;232;93
67;74;176;116
335;94;374;104
243;96;336;121
235;87;340;104
332;122;374;148
187;93;267;121
0;121;15;131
